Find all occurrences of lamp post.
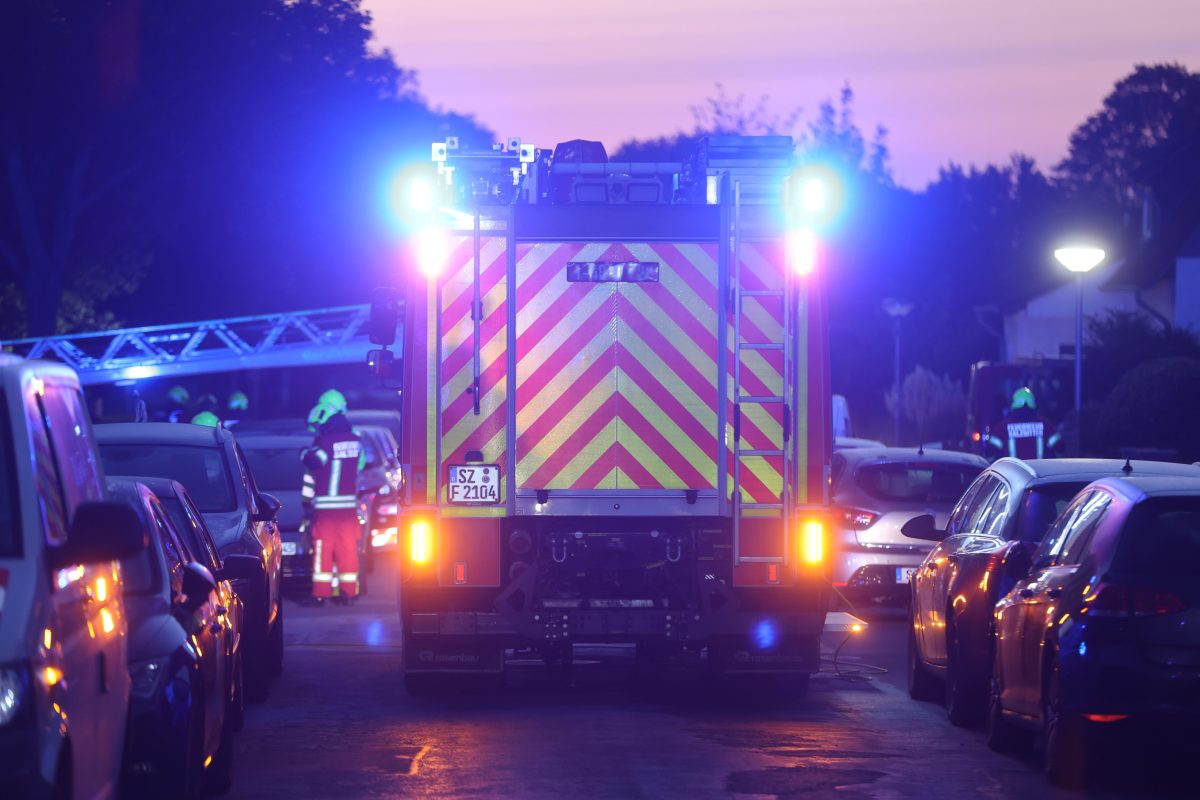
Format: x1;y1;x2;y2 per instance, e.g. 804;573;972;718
882;298;914;446
1054;246;1105;454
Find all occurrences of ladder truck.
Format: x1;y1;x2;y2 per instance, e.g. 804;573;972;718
371;134;835;695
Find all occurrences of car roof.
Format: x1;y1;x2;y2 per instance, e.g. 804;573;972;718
834;447;989;467
95;421;232;447
0;356;83;393
988;457;1200;485
235;433;312;449
110;474;187;499
104;476;157;518
1090;475;1200;502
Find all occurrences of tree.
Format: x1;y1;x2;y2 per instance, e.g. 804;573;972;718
884;366;966;445
1056;64;1200;215
1084;311;1200;403
0;0;490;337
1095;356;1200;461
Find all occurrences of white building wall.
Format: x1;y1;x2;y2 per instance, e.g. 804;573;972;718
1176;257;1200;331
1003;267;1139;361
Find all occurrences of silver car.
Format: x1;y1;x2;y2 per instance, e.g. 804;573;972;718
831;447;988;605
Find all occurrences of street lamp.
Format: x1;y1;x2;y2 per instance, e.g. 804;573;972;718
1054;245;1105;454
882;298;914;447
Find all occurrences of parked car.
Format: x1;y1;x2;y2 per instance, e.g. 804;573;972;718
905;457;1200;726
345;409;402;451
107;477;257;797
988;476;1200;786
236;433;315;592
833;436;886;451
137;476;249;731
0;356;147;799
95;422;284;700
830;447;987;605
352;423;401;563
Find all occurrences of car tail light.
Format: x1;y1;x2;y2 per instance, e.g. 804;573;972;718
837;507;878;530
1083;583;1188;617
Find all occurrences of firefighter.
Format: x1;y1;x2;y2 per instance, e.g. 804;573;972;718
228;390;249;413
987;387;1061;459
302;398;365;604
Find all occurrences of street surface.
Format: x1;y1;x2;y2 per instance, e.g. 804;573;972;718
226;559;1189;800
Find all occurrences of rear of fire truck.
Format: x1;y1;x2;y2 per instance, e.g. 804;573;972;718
394;135;833;695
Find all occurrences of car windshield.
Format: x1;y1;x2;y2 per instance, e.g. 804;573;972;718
99;444;237;513
241;446;306;492
855;462;982;505
0;395;20;558
1015;482;1088;543
1114;497;1200;578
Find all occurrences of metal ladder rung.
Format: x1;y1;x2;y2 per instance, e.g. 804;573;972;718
738;395;785;404
738;342;783;351
741;289;783;298
741;502;784;510
738;556;784;564
737;448;784;457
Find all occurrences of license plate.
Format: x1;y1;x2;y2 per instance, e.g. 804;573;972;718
281;541;297;557
447;465;501;504
896;567;917;584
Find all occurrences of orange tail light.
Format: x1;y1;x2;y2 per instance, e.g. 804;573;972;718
409;519;434;564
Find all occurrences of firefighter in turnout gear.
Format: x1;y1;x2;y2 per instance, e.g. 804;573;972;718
302;399;366;602
987;387;1062;459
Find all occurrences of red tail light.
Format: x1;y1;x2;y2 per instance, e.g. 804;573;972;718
837;507;878;530
1083;583;1188;617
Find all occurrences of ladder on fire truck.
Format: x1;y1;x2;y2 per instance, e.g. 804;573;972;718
0;305;376;385
730;177;794;569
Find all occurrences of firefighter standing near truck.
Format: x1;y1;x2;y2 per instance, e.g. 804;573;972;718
301;394;365;604
987;387;1062;459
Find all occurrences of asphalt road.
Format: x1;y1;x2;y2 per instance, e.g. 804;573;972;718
224;560;1190;800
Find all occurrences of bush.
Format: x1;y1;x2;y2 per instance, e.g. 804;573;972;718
1095;357;1200;461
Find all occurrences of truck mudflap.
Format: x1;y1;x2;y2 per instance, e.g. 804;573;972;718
403;636;505;674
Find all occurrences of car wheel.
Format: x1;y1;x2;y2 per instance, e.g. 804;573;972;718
245;609;271;702
231;652;246;732
268;597;284;676
1042;655;1087;787
985;652;1031;754
945;615;984;727
906;615;940;701
51;748;72;800
204;693;236;795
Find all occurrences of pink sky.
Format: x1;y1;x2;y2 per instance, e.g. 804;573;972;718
364;0;1200;187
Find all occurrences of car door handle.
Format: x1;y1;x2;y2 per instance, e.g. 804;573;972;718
1046;588;1062;599
1018;588;1035;599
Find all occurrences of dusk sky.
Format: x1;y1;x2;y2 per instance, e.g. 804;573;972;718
365;0;1200;188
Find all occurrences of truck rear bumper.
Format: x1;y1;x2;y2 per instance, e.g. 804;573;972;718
404;608;826;674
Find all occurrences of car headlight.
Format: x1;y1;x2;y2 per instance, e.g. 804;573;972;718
130;658;171;700
0;663;30;727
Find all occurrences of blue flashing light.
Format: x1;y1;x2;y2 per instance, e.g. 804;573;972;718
1078;641;1087;657
787;162;848;231
121;365;160;381
754;619;779;650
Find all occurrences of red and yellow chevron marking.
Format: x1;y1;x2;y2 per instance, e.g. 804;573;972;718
438;235;508;508
511;242;797;502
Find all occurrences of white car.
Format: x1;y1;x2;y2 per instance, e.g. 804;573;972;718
0;357;147;799
830;447;988;605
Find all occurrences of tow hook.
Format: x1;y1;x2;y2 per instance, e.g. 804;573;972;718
666;536;682;563
551;536;568;564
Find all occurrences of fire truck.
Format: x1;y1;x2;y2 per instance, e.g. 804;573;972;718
376;135;834;695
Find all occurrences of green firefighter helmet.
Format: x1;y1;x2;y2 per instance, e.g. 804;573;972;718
307;401;339;431
1011;386;1036;410
227;390;249;412
191;411;221;427
318;389;348;414
168;385;190;405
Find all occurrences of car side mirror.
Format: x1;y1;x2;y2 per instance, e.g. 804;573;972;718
50;501;149;569
366;348;395;378
901;513;945;542
253;492;282;522
218;553;262;582
368;287;399;346
180;562;217;613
